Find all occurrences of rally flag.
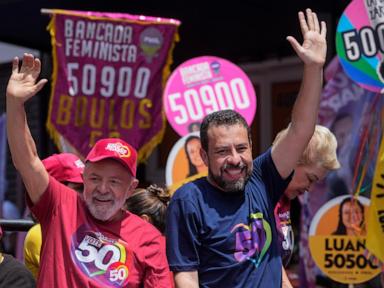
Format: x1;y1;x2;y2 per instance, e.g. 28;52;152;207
366;135;384;262
46;9;180;160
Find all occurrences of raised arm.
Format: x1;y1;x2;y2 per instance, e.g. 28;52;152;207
272;8;327;178
6;53;49;204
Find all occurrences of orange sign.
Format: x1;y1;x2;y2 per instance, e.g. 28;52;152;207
165;132;207;193
309;195;382;284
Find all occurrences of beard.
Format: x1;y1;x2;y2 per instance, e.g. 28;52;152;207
84;193;125;221
208;162;252;193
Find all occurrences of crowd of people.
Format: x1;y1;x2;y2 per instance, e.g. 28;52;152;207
2;7;381;288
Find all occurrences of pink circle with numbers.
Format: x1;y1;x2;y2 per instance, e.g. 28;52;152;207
163;56;257;136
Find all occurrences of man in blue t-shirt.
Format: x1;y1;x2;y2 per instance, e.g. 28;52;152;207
166;8;327;288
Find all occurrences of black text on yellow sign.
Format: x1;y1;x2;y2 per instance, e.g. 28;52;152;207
376;173;384;233
309;236;382;284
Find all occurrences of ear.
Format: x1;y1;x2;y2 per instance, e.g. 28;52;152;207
140;214;152;224
126;178;139;198
131;178;139;190
200;148;209;166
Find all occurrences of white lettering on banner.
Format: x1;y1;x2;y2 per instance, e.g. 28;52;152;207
67;63;150;98
64;19;137;63
180;62;212;85
320;84;365;112
169;78;250;124
65;19;133;43
65;39;137;63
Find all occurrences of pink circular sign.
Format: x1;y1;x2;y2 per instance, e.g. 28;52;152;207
163;56;257;136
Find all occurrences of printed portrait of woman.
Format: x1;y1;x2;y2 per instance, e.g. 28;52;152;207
188;121;201;133
184;135;207;178
333;196;366;236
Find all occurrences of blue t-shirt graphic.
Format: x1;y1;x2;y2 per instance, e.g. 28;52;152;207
166;149;292;287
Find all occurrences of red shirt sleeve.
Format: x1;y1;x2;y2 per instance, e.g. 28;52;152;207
143;235;174;288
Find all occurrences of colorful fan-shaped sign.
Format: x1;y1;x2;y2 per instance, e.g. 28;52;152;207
336;0;384;92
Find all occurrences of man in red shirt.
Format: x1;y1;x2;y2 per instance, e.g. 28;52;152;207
6;54;172;288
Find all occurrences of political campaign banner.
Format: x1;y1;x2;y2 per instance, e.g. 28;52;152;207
309;195;382;284
46;9;180;160
300;56;384;287
163;56;256;136
336;0;384;92
366;135;384;263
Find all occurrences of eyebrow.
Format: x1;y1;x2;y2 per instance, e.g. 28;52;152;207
87;172;100;177
213;145;229;151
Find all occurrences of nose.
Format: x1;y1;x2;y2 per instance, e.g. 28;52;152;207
227;149;241;166
97;180;109;194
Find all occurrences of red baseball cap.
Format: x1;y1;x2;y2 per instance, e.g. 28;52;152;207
85;138;137;177
42;153;85;184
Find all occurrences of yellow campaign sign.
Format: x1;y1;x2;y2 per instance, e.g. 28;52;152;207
366;135;384;262
309;195;382;284
309;236;380;284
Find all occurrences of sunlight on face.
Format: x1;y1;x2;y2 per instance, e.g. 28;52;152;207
284;164;328;200
204;124;253;193
342;201;363;230
83;159;137;221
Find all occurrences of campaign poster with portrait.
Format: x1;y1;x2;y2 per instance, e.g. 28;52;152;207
163;56;257;137
309;195;382;284
336;0;384;92
165;132;208;193
299;56;384;287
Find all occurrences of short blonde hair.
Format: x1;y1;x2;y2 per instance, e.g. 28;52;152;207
274;125;340;170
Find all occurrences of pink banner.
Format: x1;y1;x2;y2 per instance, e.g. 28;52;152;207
163;56;256;136
47;10;180;160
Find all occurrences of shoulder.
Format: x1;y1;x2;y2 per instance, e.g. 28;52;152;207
123;212;163;240
168;179;210;216
253;148;273;168
0;255;35;287
253;148;286;181
26;224;42;239
24;224;42;251
171;177;208;202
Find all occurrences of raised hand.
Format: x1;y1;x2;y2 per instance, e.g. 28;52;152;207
6;53;47;104
286;9;327;66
